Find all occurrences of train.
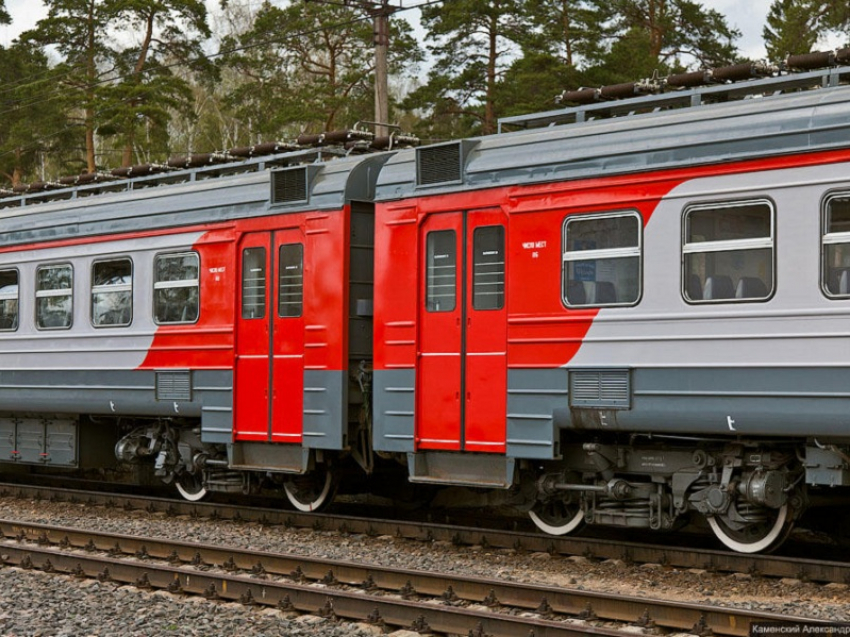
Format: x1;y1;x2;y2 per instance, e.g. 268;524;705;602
3;56;850;554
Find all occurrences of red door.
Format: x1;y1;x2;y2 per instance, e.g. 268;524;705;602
235;229;306;442
416;209;507;453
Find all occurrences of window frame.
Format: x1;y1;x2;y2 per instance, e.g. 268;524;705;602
471;225;505;311
35;262;74;330
278;243;304;318
91;257;133;328
561;209;643;309
0;268;19;332
152;251;200;325
821;190;850;300
241;247;267;320
425;229;458;313
681;198;776;305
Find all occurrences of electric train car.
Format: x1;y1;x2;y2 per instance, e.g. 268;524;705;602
372;62;850;553
3;59;850;553
0;140;390;511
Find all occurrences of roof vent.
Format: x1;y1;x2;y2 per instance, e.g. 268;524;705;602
271;166;314;204
416;140;476;187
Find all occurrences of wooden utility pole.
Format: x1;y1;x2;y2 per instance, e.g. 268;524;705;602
347;0;401;137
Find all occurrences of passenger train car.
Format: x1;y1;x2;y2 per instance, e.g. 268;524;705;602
3;59;850;553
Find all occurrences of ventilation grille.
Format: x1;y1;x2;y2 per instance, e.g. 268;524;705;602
272;167;309;204
569;369;630;408
417;143;463;186
156;370;192;401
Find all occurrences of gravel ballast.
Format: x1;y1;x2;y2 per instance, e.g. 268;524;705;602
0;495;848;635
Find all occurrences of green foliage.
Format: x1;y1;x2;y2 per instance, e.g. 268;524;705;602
0;1;9;25
220;1;421;142
0;42;78;186
99;0;212;165
404;0;528;139
764;0;819;60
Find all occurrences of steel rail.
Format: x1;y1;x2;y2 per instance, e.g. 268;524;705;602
0;518;828;637
3;482;850;585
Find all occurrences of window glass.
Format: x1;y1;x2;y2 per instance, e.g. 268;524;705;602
92;259;132;327
472;226;505;310
36;264;73;329
0;270;18;331
563;212;641;307
154;252;199;324
426;230;457;312
242;248;266;319
683;201;773;303
278;244;303;318
823;194;850;297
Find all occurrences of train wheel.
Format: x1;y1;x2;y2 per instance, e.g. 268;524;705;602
529;497;585;536
283;469;337;512
707;502;793;553
175;472;208;502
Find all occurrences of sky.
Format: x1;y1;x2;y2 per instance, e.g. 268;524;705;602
0;0;777;61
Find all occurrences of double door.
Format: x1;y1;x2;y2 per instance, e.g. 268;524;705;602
234;230;305;442
417;209;507;453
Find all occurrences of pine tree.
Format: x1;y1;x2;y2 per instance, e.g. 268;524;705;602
22;0;120;173
405;0;528;138
763;0;819;60
221;0;420;140
100;0;212;166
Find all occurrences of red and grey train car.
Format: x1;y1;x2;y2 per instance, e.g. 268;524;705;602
0;144;387;510
372;64;850;552
4;63;850;552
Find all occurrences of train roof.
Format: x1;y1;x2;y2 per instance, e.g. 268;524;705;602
0;147;392;247
375;65;850;202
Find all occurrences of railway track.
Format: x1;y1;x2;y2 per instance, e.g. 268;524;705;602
0;517;827;637
2;481;849;586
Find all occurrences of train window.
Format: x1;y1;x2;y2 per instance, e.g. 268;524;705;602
472;226;505;310
241;248;266;319
562;212;641;308
153;252;199;324
278;243;303;318
822;193;850;298
92;259;132;327
426;230;457;312
683;200;774;303
36;264;73;329
0;270;18;331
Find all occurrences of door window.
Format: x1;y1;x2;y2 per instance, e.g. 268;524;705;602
278;243;303;318
241;247;266;319
426;230;457;312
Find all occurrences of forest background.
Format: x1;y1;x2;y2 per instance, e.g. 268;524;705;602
0;0;848;188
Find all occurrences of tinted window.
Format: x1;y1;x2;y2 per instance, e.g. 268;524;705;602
472;226;505;310
154;252;199;324
278;244;304;318
823;194;850;297
426;230;457;312
563;212;641;307
0;269;18;331
683;201;773;303
36;264;73;329
242;248;266;319
92;259;132;327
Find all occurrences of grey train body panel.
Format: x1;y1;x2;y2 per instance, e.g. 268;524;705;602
374;83;850;201
372;369;416;453
506;369;565;459
0;152;393;248
302;370;346;450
